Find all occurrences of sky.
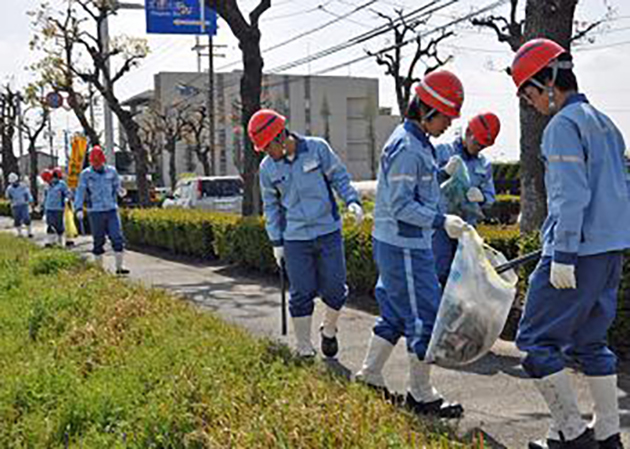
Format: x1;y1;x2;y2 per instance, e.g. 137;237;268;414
2;0;630;164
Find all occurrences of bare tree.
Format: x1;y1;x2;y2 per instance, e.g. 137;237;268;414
471;0;610;233
0;86;21;189
33;0;151;205
367;9;454;117
29;3;100;147
209;0;271;216
183;105;213;176
144;101;194;189
20;83;51;203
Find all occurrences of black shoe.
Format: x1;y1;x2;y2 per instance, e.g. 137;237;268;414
363;383;405;406
599;433;624;449
404;393;464;419
320;327;338;358
28;234;33;238
44;243;54;248
528;428;598;449
65;241;75;247
115;268;130;276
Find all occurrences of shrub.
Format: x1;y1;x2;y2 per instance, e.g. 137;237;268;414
0;200;11;217
483;194;520;225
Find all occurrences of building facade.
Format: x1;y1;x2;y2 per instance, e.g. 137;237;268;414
144;71;399;187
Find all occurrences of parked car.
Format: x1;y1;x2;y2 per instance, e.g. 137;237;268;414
162;176;244;214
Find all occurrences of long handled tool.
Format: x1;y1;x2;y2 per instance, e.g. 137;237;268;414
495;249;543;274
280;260;287;336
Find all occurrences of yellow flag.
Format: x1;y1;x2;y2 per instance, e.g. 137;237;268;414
67;135;88;189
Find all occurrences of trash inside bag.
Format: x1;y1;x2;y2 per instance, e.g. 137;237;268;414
440;156;484;222
64;203;78;239
425;228;517;367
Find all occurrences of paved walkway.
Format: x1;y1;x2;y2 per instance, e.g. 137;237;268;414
2;216;629;448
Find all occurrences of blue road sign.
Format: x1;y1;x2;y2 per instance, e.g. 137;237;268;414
146;0;217;35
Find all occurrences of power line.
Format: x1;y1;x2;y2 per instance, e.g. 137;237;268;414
267;0;456;73
312;0;509;76
263;1;334;22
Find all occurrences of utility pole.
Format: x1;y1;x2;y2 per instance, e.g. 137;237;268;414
100;15;115;165
15;95;24;161
208;34;215;175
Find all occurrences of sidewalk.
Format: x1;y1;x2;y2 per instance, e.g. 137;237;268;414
3;216;629;448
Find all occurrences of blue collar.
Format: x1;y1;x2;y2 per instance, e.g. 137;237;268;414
456;137;476;161
562;93;588;109
403;119;431;147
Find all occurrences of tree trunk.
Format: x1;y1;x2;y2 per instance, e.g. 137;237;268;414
519;0;578;233
110;101;150;207
2;128;19;187
166;138;177;190
71;102;100;147
197;147;212;176
240;34;264;216
28;143;39;204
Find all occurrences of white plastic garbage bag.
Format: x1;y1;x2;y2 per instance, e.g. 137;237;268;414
425;228;518;367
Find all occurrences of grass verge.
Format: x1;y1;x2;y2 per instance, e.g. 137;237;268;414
0;234;468;448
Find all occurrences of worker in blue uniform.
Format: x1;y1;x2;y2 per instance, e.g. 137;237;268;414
43;167;71;247
433;112;499;287
249;108;363;359
74;146;129;275
355;70;468;418
512;38;630;449
5;172;33;238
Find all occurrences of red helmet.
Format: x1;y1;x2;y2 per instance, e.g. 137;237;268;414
247;109;287;152
89;145;106;168
468;112;501;147
52;167;64;179
41;169;53;184
414;70;464;118
511;38;566;90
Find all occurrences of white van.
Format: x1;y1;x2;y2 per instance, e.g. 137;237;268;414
162;176;244;214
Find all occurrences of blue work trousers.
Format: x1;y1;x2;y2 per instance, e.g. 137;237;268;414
12;204;31;227
432;227;458;288
46;210;64;236
88;210;124;255
284;230;348;317
372;238;441;359
516;252;623;378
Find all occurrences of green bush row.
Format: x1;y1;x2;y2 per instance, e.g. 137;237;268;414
0;200;10;217
483;194;520;225
120;209;630;359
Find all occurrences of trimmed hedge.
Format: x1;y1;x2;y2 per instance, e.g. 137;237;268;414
483;194;520;225
0;200;10;217
492;162;520;195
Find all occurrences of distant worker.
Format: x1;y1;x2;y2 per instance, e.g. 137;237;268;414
5;172;33;238
43;167;71;247
250;108;363;359
356;70;468;418
433;112;499;286
74;145;129;275
512;38;629;449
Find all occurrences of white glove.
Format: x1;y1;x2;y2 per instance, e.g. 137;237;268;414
76;210;84;222
444;214;469;239
348;203;364;224
466;187;484;203
443;156;461;176
273;246;284;268
550;262;577;289
117;187;127;198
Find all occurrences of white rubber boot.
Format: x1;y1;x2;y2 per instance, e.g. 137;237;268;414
114;252;129;275
58;234;66;247
16;226;23;237
407;354;441;403
321;305;340;339
94;255;104;268
355;334;394;388
535;370;588;442
587;375;620;441
27;223;33;237
292;315;315;357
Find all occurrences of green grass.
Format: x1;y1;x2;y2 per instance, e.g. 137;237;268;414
0;234;467;448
